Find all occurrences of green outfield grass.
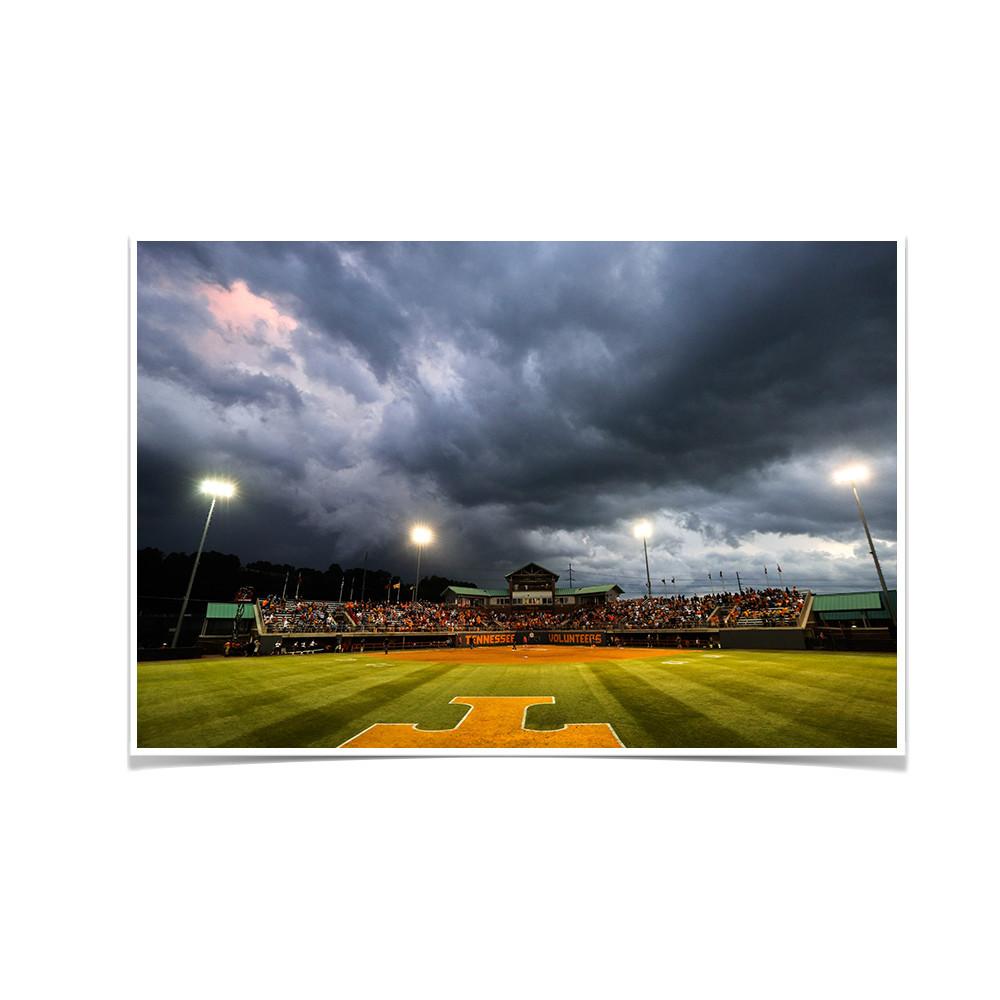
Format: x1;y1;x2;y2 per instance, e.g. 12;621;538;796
136;648;897;749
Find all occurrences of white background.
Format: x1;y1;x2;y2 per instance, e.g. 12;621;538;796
3;2;998;998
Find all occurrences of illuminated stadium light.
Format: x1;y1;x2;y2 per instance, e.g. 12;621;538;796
172;479;238;647
832;464;870;485
410;525;434;602
200;478;236;498
834;463;895;625
633;520;653;598
410;525;433;546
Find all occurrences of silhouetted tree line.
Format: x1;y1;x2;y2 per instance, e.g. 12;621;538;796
137;548;475;604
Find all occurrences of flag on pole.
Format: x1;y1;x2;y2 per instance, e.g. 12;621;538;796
776;564;782;573
671;577;675;585
764;566;768;575
720;571;723;579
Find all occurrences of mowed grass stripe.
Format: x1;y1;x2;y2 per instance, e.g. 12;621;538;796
139;657;457;747
615;661;836;747
224;660;461;747
592;662;755;747
136;649;898;749
729;654;896;706
623;653;896;747
138;658;378;730
688;654;896;746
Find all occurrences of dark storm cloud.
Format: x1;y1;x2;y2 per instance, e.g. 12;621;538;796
379;243;894;497
141;241;413;380
137;241;897;593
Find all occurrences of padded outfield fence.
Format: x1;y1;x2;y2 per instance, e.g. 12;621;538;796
239;625;816;656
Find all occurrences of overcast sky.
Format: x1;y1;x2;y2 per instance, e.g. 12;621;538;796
137;241;897;596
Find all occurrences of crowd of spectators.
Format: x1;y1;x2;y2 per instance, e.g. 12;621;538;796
256;588;804;634
569;594;727;630
725;587;804;626
343;602;573;631
259;596;344;633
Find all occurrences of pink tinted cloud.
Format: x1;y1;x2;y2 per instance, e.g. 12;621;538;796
200;279;297;341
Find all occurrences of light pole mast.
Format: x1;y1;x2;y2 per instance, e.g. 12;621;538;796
171;480;235;648
835;465;895;626
633;520;653;599
850;481;894;623
413;545;423;603
409;526;433;604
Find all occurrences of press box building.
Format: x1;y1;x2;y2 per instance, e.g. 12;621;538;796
442;562;623;608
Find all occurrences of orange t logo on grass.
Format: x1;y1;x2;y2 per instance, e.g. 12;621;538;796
340;696;623;749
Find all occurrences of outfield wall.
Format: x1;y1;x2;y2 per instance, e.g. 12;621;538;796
718;628;807;650
240;627;814;655
198;624;903;658
252;632;458;655
137;646;203;661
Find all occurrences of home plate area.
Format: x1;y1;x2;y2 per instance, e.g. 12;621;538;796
339;695;624;749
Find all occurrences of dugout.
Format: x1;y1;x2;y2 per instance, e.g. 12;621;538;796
810;590;897;629
200;602;255;638
137;594;207;649
807;590;897;651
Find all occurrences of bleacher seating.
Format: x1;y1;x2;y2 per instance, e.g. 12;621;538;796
258;597;354;633
256;589;806;635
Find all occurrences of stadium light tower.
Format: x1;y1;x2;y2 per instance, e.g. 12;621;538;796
833;464;895;625
171;479;236;648
410;525;433;603
633;520;653;599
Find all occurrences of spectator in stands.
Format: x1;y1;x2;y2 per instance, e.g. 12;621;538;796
256;591;805;637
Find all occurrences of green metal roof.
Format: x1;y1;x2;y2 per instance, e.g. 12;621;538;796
445;583;623;597
812;591;892;612
443;587;508;597
505;563;558;579
205;602;248;618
